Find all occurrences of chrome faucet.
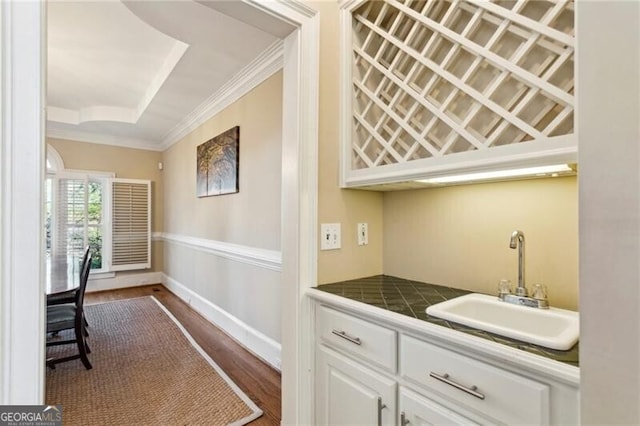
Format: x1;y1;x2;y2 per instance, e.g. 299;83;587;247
509;230;527;297
499;230;549;309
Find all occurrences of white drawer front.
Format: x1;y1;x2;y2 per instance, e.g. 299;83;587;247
400;386;480;426
400;335;550;425
317;305;397;372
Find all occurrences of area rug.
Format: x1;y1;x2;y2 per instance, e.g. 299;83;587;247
46;296;263;425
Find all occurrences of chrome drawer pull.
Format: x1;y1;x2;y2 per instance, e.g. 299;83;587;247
429;372;485;400
377;397;386;426
400;411;410;425
331;329;362;345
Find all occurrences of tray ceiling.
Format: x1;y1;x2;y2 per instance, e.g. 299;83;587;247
47;0;288;151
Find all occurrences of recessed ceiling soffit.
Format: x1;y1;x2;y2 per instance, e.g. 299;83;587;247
47;1;189;126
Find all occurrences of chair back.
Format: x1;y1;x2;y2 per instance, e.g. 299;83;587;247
75;253;92;313
80;245;91;270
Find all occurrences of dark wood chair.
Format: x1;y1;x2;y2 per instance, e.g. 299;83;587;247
47;245;91;306
46;253;92;370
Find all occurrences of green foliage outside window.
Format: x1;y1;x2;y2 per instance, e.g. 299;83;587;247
87;181;103;269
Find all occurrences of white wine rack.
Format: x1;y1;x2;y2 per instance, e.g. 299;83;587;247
340;0;576;187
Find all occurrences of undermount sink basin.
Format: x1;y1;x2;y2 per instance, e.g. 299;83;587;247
426;293;579;350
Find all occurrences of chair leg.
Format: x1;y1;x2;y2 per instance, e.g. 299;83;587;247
75;323;92;370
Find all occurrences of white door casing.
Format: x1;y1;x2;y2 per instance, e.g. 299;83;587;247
0;2;319;425
0;0;47;404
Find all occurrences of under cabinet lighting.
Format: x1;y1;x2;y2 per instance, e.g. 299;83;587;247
417;164;574;185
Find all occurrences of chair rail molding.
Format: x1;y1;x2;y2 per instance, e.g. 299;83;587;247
154;232;282;272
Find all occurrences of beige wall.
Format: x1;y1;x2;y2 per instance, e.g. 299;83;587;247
383;176;578;310
162;73;282;249
313;0;384;284
161;71;283;342
47;137;164;272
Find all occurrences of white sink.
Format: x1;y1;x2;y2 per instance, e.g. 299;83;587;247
426;293;579;350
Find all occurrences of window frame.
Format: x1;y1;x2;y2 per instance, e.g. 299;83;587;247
49;169;115;275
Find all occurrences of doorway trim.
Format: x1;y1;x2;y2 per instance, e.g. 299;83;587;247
0;1;318;423
0;0;47;403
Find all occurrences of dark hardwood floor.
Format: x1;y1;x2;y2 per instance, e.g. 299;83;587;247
84;285;281;425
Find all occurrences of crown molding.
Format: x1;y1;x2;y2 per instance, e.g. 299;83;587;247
160;39;284;150
247;0;318;21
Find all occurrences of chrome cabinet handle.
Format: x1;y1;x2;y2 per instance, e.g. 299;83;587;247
331;329;362;345
400;411;409;425
377;397;386;426
429;372;485;400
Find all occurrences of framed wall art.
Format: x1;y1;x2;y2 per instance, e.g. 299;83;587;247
196;126;239;197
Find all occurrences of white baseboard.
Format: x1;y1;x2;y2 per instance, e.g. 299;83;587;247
162;273;282;372
86;271;162;293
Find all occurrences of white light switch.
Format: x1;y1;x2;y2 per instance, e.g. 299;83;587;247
357;222;368;246
320;223;341;250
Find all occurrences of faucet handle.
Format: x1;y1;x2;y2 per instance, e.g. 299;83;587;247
531;284;548;300
498;279;512;297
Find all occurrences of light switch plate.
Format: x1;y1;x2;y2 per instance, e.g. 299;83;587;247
320;223;341;250
357;222;368;245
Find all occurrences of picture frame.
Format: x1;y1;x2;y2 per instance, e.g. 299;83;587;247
196;126;239;197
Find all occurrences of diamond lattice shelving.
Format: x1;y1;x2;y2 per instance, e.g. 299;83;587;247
349;0;574;171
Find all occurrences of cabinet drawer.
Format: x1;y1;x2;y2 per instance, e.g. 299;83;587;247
316;305;397;372
400;335;550;425
400;386;480;426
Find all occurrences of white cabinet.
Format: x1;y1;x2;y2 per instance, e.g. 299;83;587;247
316;345;396;426
316;304;397;372
401;334;550;424
313;301;579;426
399;386;479;426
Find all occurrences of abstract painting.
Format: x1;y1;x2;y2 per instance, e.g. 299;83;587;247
196;126;239;197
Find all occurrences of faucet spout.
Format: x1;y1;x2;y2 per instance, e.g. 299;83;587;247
509;230;527;296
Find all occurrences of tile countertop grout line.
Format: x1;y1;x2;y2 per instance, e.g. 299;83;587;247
394;283;418;318
378;286;389;311
315;275;579;367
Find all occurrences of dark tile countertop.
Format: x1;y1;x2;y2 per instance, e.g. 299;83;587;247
317;275;579;367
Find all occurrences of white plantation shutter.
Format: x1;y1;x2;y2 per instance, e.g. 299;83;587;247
56;177;86;259
111;179;151;271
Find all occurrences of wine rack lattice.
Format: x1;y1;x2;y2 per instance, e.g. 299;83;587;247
350;0;574;170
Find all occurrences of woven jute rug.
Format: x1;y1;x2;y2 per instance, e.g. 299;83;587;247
46;296;263;425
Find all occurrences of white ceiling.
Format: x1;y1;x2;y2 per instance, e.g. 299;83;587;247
47;1;292;151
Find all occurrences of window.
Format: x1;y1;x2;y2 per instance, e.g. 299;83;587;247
45;145;151;273
54;171;112;273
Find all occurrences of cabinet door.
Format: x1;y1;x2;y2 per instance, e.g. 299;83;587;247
316;345;396;426
399;387;480;426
